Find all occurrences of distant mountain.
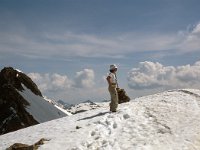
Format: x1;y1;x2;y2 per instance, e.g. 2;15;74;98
66;100;101;114
57;99;72;109
0;67;68;135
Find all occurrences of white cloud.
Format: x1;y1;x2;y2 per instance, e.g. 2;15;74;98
27;69;104;104
127;61;200;90
28;69;95;93
1;22;200;59
178;23;200;51
73;69;95;88
28;73;72;92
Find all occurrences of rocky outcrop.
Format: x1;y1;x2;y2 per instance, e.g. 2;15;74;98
6;138;49;150
0;67;42;135
117;88;130;104
0;67;42;96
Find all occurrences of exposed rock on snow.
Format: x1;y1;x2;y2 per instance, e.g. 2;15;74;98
117;88;130;104
1;89;200;149
6;138;50;150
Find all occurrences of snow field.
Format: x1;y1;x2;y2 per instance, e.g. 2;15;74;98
1;89;200;150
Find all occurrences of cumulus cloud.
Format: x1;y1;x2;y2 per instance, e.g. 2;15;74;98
28;73;72;92
28;69;95;93
127;61;200;90
27;69;98;103
73;69;95;88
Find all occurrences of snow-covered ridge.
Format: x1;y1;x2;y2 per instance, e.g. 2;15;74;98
1;89;200;150
15;69;23;73
43;97;72;116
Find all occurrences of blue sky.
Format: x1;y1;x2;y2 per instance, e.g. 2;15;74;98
1;0;200;104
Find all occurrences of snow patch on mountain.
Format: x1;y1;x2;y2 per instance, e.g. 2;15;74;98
15;69;23;73
18;84;69;123
1;89;200;150
54;105;72;116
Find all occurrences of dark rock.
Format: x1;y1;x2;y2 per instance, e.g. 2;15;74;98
76;126;82;129
6;138;50;150
117;88;130;104
0;67;42;96
0;67;41;135
6;143;32;150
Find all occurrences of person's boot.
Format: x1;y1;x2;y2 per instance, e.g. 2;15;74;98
110;109;117;112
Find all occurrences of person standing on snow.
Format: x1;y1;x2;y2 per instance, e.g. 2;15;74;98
107;64;119;112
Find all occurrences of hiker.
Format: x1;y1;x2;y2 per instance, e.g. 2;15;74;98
107;64;119;112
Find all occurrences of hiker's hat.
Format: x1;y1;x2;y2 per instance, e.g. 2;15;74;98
110;64;118;70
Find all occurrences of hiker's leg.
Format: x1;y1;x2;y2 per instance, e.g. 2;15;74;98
109;86;118;111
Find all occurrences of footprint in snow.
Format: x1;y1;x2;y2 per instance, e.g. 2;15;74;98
91;131;96;136
123;114;130;119
113;122;118;129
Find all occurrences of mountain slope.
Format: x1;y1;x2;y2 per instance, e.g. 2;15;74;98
18;84;69;123
0;67;68;135
1;89;200;150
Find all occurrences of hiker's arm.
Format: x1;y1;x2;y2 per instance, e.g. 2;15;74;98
106;76;112;85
